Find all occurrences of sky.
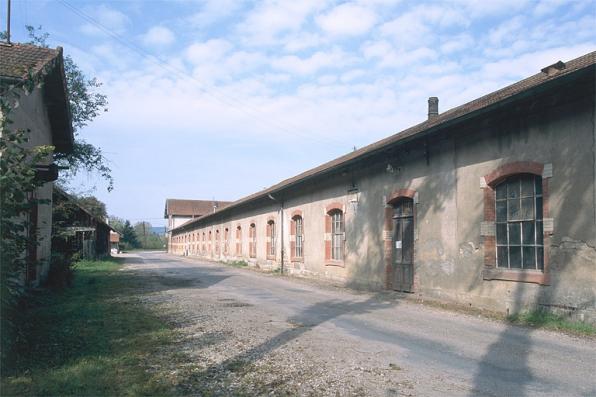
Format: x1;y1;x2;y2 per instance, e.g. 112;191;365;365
2;0;594;228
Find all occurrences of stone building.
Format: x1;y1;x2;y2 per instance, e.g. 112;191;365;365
170;51;596;323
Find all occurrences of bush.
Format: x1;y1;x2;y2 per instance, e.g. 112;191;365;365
47;253;77;291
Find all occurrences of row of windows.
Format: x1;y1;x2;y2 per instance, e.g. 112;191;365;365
173;164;550;283
172;206;344;262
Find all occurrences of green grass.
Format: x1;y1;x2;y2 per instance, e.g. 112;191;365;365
507;310;596;336
1;258;178;396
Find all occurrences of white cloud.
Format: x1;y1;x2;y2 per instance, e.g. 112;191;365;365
363;40;437;69
379;15;430;47
441;34;474;54
283;33;326;53
187;0;243;27
80;4;131;36
487;15;526;47
317;74;337;85
532;0;571;18
185;39;233;65
316;3;378;36
238;0;325;46
272;47;350;75
140;27;175;47
341;69;366;83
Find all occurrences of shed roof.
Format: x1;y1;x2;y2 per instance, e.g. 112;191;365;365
173;51;596;232
0;43;74;154
164;199;233;218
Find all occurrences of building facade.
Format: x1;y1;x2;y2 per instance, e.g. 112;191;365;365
1;43;74;287
170;52;596;323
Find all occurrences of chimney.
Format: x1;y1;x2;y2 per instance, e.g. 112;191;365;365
428;97;439;119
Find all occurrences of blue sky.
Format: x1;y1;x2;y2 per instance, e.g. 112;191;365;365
2;0;594;227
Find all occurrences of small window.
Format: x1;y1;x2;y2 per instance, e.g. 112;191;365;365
267;220;276;258
295;216;303;258
331;211;343;261
250;223;256;257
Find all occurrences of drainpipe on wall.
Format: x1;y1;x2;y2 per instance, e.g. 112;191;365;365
268;194;284;275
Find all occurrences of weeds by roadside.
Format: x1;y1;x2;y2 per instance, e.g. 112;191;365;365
0;257;178;396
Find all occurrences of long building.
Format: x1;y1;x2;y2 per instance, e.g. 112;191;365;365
170;51;596;324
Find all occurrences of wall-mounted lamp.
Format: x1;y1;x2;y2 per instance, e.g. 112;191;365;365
386;164;394;173
348;187;360;213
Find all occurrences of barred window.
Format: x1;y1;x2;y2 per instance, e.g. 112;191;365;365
268;221;276;256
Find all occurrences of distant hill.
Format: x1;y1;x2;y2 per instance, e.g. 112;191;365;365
152;226;167;235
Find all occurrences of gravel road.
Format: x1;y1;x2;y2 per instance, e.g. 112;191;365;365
119;252;595;396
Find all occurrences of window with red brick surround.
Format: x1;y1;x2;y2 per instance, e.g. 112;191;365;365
290;210;304;262
482;161;551;285
325;203;345;267
236;224;242;256
215;229;220;254
224;228;229;255
266;216;276;260
249;222;256;258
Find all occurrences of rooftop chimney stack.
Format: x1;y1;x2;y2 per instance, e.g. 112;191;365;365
428;97;439;119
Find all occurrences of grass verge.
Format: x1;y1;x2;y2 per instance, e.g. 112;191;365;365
1;257;177;396
506;310;595;336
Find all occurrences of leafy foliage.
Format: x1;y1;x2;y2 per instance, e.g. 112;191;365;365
77;195;108;219
0;107;53;362
22;25;113;192
120;220;141;250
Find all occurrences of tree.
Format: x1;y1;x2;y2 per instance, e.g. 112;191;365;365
134;221;153;250
77;196;108;220
108;216;125;235
120;220;140;250
2;26;113;191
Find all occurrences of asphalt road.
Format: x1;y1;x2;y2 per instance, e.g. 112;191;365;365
125;252;595;396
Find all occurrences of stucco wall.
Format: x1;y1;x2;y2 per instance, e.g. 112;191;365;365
5;87;55;287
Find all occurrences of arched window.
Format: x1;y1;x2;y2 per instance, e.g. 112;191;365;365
215;229;220;254
267;218;276;259
224;228;229;255
249;222;256;258
291;211;304;262
325;203;345;266
236;225;242;255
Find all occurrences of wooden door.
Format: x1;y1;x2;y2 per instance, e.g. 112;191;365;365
393;200;414;292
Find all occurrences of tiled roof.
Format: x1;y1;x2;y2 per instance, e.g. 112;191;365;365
174;51;596;232
0;43;74;154
164;199;233;217
0;43;61;79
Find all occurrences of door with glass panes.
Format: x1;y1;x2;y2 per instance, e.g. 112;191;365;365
392;199;414;292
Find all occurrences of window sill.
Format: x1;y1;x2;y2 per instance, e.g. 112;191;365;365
483;268;550;285
325;260;345;268
266;255;275;260
290;257;304;263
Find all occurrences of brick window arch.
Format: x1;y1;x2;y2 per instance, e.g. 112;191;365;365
482;161;552;285
325;203;345;266
290;210;304;262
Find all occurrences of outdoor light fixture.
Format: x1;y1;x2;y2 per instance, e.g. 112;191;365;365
386;164;394;173
348;187;360;213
